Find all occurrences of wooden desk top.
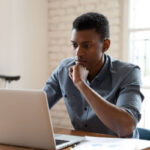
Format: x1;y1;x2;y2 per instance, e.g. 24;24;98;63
0;128;114;150
55;128;115;150
56;128;150;150
0;128;150;150
54;127;114;137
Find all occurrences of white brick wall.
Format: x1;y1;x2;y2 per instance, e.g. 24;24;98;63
47;0;122;129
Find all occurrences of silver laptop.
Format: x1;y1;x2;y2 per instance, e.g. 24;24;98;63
0;89;84;150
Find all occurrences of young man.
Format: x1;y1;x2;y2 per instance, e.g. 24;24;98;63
43;12;144;138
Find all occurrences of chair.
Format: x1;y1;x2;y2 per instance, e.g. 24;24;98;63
0;74;20;88
138;127;150;140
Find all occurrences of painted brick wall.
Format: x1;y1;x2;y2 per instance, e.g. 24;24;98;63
48;0;122;128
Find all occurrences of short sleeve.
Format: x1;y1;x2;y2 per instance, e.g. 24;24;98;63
116;66;144;125
43;65;62;109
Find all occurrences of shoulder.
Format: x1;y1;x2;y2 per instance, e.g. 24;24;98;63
106;55;141;85
107;55;140;75
56;57;75;72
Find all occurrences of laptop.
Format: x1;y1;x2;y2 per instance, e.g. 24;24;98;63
0;89;84;150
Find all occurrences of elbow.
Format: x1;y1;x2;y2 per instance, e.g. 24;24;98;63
116;119;135;137
117;125;135;137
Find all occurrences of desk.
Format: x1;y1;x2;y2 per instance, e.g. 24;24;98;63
0;128;114;150
55;128;115;150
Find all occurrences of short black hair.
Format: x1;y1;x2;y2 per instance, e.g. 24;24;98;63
73;12;110;40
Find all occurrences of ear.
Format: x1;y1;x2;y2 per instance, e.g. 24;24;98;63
102;39;111;52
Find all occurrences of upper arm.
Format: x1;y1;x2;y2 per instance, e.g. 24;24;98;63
43;66;62;109
116;67;144;125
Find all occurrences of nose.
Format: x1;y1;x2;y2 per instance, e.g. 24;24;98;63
75;46;84;57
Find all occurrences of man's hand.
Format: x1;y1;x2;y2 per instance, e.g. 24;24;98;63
69;64;89;87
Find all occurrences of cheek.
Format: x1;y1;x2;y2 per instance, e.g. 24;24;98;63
88;47;103;62
95;45;104;60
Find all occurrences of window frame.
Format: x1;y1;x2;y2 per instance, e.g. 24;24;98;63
121;0;150;89
121;0;150;129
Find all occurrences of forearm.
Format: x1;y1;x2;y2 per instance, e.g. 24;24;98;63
76;81;135;137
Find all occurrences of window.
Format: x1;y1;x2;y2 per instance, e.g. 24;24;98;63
129;0;150;86
123;0;150;129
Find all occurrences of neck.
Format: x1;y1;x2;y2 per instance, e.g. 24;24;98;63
88;55;105;82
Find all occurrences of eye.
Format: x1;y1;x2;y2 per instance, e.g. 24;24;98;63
72;43;78;49
83;43;91;49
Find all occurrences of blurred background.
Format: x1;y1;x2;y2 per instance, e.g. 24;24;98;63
0;0;150;130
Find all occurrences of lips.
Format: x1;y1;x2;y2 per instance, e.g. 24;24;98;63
75;59;87;65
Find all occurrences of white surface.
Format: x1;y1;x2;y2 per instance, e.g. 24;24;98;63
73;136;150;150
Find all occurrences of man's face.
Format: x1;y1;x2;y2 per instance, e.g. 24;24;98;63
71;29;105;71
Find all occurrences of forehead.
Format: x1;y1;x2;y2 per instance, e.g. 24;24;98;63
71;29;100;43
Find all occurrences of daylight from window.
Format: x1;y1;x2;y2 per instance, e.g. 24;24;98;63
129;0;150;129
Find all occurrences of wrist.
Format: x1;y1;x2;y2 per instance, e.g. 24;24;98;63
75;80;86;89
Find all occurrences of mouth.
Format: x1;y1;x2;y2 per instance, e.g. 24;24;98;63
75;59;87;65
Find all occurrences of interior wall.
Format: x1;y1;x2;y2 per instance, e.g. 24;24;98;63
0;0;48;89
47;0;122;128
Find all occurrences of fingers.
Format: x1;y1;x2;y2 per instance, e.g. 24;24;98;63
69;65;87;75
78;65;89;74
69;65;79;80
69;66;73;79
69;64;89;82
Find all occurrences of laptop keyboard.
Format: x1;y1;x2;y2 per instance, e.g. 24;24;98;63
55;139;69;145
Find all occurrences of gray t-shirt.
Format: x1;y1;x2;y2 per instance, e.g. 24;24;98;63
43;54;144;138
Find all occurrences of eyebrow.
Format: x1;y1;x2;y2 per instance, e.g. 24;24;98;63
71;41;92;44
